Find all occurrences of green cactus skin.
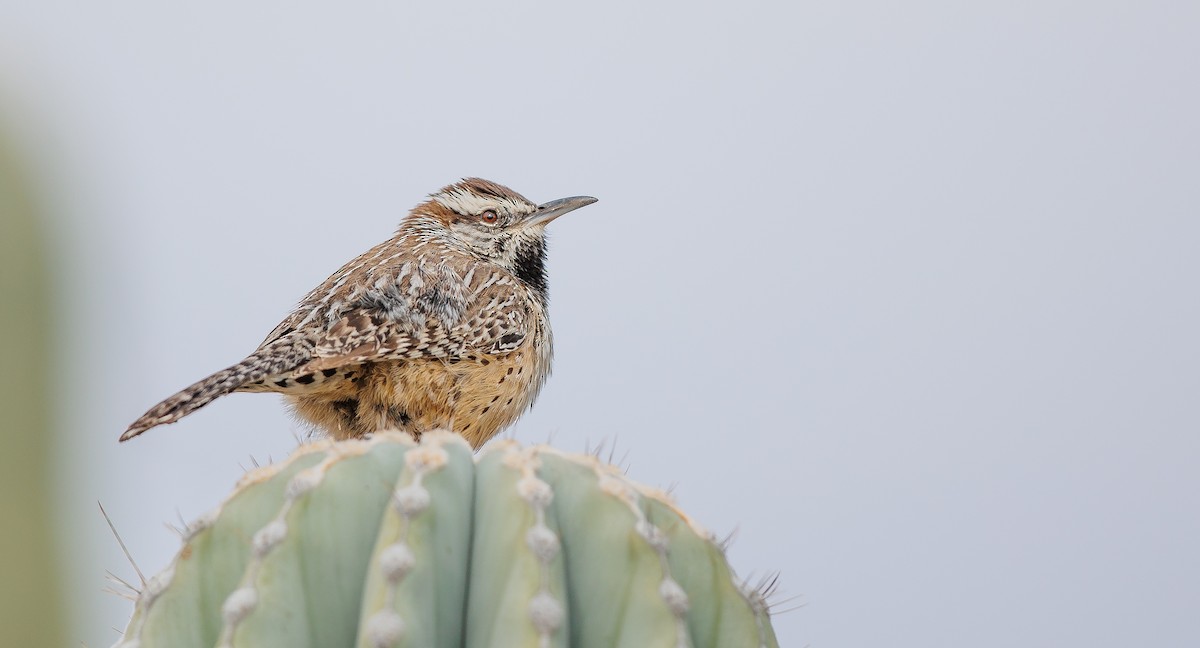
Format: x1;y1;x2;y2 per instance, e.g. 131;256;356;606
115;432;779;648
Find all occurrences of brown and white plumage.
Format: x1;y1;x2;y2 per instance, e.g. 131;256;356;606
122;178;596;447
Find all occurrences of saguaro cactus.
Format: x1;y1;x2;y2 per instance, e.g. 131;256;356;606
115;432;779;647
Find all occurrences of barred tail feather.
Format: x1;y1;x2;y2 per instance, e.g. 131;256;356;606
120;337;313;442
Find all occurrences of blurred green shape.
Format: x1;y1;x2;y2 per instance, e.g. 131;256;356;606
0;127;63;646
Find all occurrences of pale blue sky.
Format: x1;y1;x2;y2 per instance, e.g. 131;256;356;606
2;1;1198;646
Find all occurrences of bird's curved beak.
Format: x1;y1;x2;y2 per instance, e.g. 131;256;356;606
524;195;598;227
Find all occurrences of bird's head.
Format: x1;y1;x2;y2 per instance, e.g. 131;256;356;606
412;178;596;299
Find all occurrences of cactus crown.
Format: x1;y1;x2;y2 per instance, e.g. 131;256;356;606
115;432;780;648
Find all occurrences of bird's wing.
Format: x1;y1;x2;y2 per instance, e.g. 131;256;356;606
287;264;532;375
256;239;397;348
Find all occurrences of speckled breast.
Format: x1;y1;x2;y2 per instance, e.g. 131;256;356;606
285;318;552;448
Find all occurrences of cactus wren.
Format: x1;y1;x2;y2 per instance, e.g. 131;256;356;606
122;178;596;448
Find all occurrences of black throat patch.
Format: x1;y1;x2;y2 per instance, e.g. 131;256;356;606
512;236;549;304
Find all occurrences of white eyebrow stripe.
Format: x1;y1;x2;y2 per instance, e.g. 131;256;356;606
433;189;525;216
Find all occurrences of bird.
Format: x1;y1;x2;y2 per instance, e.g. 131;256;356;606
121;178;597;448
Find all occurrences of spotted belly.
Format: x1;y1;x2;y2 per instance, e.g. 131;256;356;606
280;347;546;448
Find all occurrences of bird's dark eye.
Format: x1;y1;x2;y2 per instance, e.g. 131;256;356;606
480;210;499;224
